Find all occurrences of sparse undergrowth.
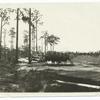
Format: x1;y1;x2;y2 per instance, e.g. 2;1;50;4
0;59;100;92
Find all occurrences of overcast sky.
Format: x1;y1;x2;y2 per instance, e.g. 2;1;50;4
36;3;100;52
1;3;100;52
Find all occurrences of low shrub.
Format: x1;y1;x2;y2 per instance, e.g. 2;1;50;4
45;51;73;64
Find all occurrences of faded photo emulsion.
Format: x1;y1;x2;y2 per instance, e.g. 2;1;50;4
0;3;100;96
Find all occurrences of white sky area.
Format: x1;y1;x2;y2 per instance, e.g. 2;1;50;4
1;3;100;52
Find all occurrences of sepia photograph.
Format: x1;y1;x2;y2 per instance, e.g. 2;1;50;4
0;1;100;95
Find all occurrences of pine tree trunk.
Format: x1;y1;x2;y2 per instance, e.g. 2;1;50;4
32;27;35;52
41;38;43;52
44;35;47;55
3;30;6;59
3;30;6;48
16;8;19;63
28;8;31;64
36;21;38;52
0;17;2;59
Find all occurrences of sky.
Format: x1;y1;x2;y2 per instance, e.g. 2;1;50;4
1;3;100;52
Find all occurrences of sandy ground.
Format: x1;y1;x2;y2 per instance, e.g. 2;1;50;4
17;62;100;82
18;62;100;72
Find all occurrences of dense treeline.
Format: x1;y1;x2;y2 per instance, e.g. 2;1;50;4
43;51;100;64
73;51;100;57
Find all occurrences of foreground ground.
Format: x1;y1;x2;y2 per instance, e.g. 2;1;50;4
0;59;100;92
